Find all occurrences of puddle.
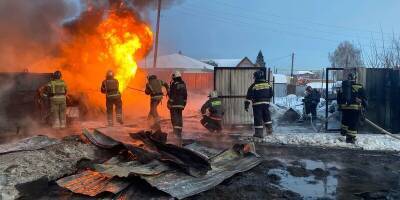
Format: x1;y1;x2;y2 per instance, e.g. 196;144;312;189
268;159;340;199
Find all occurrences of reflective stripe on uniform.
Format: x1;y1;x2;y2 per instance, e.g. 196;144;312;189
51;95;66;99
340;104;361;110
171;105;185;108
173;126;182;129
346;129;357;136
245;99;251;103
265;121;272;125
254;126;264;129
211;100;222;106
252;83;271;90
253;101;270;105
107;94;120;97
208;115;222;121
151;95;163;99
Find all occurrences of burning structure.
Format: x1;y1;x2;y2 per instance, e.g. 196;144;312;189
0;0;179;128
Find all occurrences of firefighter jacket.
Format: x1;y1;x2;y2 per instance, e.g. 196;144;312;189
304;89;321;105
168;79;187;109
201;97;224;120
45;79;67;101
145;78;169;100
337;82;367;111
245;79;273;106
101;78;121;98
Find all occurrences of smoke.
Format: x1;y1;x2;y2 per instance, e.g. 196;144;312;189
0;0;183;71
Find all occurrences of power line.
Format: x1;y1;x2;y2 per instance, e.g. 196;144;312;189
210;0;398;37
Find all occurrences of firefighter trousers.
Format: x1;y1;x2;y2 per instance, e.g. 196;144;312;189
149;98;162;121
305;102;317;118
50;97;66;129
341;109;360;139
253;104;273;137
170;108;183;135
201;115;222;132
106;96;122;125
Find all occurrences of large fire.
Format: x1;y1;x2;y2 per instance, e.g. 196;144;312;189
98;12;153;92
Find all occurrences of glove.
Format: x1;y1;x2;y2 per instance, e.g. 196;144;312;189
244;101;250;112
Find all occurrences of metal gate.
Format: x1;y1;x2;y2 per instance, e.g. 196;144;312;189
214;67;267;126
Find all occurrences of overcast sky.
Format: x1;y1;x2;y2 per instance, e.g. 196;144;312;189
149;0;400;71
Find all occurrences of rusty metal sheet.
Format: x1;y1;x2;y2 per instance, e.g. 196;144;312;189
94;157;171;177
0;135;59;154
142;147;262;199
56;170;130;197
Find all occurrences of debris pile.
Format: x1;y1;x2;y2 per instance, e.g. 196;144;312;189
0;128;261;199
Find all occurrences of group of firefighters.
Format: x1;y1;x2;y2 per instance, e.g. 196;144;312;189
44;68;366;145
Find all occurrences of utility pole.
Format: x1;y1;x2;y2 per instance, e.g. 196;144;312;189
153;0;162;68
290;52;295;78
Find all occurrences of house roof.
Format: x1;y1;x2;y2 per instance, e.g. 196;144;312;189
201;57;255;68
295;70;315;75
140;53;214;70
273;74;288;84
201;59;242;68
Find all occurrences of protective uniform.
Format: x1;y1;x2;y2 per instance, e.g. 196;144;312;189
337;73;367;143
201;91;224;132
167;71;187;145
101;70;123;126
145;75;169;128
303;86;321;120
245;70;273;138
45;71;67;129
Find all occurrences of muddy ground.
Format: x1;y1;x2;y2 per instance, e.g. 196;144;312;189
14;142;399;200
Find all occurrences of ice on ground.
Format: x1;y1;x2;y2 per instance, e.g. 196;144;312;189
261;132;400;152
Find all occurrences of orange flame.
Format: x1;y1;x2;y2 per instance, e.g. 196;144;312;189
97;12;153;92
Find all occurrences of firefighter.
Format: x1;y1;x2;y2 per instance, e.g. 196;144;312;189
201;91;224;133
245;70;274;138
167;71;187;146
101;70;123;126
337;73;367;144
303;86;321;120
44;70;67;129
145;74;169;128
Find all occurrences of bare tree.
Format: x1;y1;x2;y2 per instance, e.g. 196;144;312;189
329;41;364;68
365;33;400;68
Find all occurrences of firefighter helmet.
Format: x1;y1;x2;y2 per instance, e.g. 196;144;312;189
106;70;114;78
253;70;264;80
347;72;356;81
148;75;157;80
306;86;312;92
172;71;181;79
53;70;62;79
208;90;218;98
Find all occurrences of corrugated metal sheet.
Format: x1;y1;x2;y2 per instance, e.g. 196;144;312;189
214;67;266;125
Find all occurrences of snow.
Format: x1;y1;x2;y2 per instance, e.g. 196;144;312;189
266;94;400;152
273;74;288;84
306;82;336;91
261;132;400;152
200;59;242;67
140;53;214;70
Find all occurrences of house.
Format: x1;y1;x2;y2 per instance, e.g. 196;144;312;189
139;53;214;92
201;57;256;68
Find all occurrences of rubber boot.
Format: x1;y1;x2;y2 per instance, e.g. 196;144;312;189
175;130;182;147
346;136;356;144
266;124;273;135
253;128;264;138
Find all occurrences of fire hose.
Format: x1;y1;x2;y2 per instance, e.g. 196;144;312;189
365;118;400;141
